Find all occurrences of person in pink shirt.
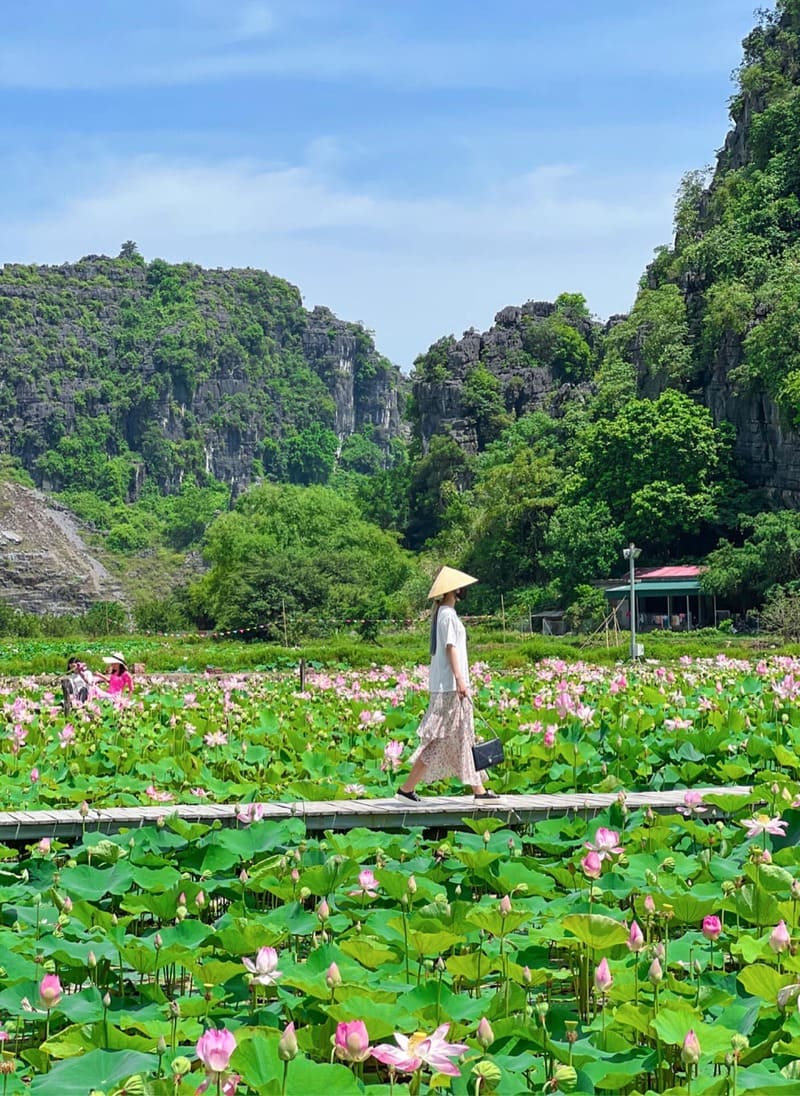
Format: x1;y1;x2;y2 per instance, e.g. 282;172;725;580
102;652;134;695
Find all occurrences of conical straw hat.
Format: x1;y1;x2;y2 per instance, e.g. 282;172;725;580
427;566;478;600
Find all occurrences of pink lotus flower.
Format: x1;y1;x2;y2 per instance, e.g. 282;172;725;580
681;1029;701;1066
381;740;404;772
326;962;343;988
702;915;722;941
242;946;282;986
644;894;656;914
196;1028;238;1094
237;802;265;824
581;851;602;879
334;1020;372;1063
627;920;645;953
350;869;379;897
498;894;512;917
196;1030;236;1069
543;728;556;748
59;725;76;748
594;957;613;994
585;827;623;861
38;974;62;1010
770;920;791;955
372;1023;469;1077
741;814;788;838
476;1017;494;1049
678;790;706;816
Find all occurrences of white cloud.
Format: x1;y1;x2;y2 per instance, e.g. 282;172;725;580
2;152;675;366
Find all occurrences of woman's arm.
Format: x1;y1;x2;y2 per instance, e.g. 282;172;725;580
446;643;469;698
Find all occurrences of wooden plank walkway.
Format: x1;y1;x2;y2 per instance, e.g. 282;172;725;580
0;787;754;841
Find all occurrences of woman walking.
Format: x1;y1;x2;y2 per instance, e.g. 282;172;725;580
398;566;498;802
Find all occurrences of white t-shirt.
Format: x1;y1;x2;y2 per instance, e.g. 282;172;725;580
429;604;469;693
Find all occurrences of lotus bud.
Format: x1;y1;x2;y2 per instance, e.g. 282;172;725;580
154;933;163;949
498;894;512;917
176;905;187;921
79;801;89;817
770;920;791;954
523;965;532;985
476;1016;494;1048
648;957;663;984
320;929;329;943
644;869;657;887
178;892;186;906
792;879;800;900
627;920;645;953
195;890;206;909
63;896;73;913
702;915;722;941
169;1000;181;1018
317;898;330;921
434;955;446;973
88;951;97;968
594;957;613;993
112;914;118;926
278;1021;298;1061
455;884;461;896
483;831;491;845
291;869;300;884
157;1035;167;1054
103;992;111;1008
240;869;249;884
325;962;342;988
681;1029;701;1066
407;875;417;894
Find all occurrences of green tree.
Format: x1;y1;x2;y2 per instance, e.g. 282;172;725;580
283;424;339;485
461;364;511;446
574;390;730;554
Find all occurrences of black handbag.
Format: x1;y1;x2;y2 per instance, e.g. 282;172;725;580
472;736;505;770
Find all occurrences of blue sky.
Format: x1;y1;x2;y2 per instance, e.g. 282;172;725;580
0;0;762;367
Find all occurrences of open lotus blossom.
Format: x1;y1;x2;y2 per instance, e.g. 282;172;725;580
381;740;404;772
38;974;62;1010
585;827;623;861
741;813;788;838
237;802;265;824
677;790;706;816
372;1023;469;1077
242;946;282;986
350;869;379;897
334;1020;373;1063
702;915;722;941
196;1028;239;1095
769;919;791;954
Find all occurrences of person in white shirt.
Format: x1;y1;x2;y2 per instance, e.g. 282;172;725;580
397;566;498;802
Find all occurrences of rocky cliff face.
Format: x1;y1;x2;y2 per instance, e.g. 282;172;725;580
0;254;405;495
0;481;125;614
411;300;598;453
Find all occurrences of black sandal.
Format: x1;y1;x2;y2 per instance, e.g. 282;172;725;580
474;790;500;799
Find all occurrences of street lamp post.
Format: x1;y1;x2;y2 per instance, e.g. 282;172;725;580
622;542;642;660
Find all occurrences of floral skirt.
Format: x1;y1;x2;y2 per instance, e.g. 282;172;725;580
408;691;485;785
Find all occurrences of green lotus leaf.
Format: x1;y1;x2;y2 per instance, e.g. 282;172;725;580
29;1050;158;1094
560;914;630;949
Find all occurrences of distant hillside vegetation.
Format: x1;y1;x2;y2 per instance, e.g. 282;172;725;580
0;245;405;499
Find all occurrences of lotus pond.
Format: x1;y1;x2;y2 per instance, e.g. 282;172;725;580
2;656;800;1092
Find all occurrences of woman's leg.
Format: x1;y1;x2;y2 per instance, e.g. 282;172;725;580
399;757;427;794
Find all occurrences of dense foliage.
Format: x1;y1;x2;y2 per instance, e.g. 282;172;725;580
1;657;800;1089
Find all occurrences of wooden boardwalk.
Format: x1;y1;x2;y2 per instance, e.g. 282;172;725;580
0;787;753;841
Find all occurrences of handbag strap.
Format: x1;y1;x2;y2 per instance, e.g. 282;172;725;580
461;696;495;734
